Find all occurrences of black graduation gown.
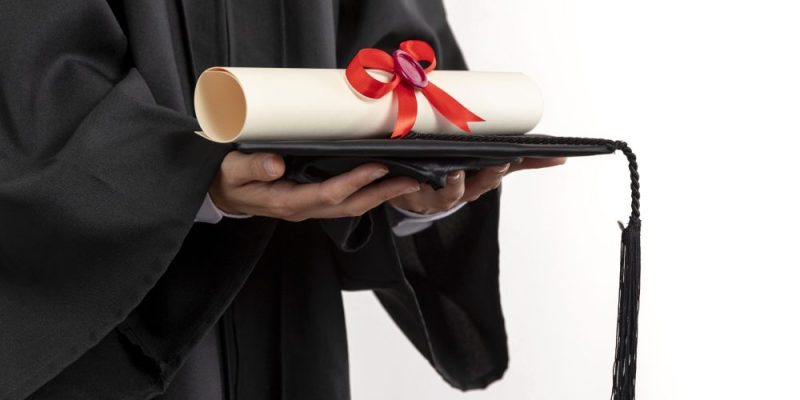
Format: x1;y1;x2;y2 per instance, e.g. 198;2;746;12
0;1;507;399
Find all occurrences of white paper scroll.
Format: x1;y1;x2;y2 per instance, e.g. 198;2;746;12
194;67;543;143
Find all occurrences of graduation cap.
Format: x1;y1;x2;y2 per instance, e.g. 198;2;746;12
195;40;642;400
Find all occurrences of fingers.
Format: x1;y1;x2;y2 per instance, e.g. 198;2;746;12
462;163;509;201
232;164;418;221
221;151;285;185
507;157;566;173
286;163;390;211
389;170;466;214
313;177;421;219
434;170;467;209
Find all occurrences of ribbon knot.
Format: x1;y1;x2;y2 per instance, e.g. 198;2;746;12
345;40;484;139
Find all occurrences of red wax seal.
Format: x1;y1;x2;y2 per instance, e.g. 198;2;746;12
392;49;428;88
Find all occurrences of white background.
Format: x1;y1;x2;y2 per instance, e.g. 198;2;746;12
344;0;800;398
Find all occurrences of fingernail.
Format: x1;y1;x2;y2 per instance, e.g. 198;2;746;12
263;157;277;176
494;163;510;174
399;184;420;195
370;168;389;181
447;171;462;182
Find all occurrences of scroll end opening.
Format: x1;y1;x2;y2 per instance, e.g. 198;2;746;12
194;68;247;143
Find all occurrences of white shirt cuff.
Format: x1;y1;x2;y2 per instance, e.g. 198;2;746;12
194;193;252;224
390;202;466;237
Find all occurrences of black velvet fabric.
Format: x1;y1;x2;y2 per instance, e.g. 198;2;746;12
0;1;508;399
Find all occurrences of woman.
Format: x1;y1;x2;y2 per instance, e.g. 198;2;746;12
0;1;564;399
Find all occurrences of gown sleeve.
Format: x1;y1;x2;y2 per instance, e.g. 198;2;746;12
335;0;509;390
386;192;507;390
0;2;229;398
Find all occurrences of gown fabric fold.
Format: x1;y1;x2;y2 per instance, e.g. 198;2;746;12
0;1;508;399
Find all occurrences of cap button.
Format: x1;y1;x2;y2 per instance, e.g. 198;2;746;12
392;49;429;88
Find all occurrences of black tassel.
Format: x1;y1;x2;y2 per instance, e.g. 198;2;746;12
612;216;641;399
611;141;641;400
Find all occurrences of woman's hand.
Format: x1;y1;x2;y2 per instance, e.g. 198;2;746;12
388;157;567;214
209;151;420;221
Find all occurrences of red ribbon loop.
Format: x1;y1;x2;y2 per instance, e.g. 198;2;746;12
345;40;484;139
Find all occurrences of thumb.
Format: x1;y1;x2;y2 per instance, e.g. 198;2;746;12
222;151;286;185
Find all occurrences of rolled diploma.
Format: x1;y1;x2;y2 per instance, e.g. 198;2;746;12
194;67;543;143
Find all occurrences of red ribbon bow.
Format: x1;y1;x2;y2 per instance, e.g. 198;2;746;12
345;40;484;139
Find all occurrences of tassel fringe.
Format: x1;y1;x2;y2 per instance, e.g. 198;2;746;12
612;216;641;400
